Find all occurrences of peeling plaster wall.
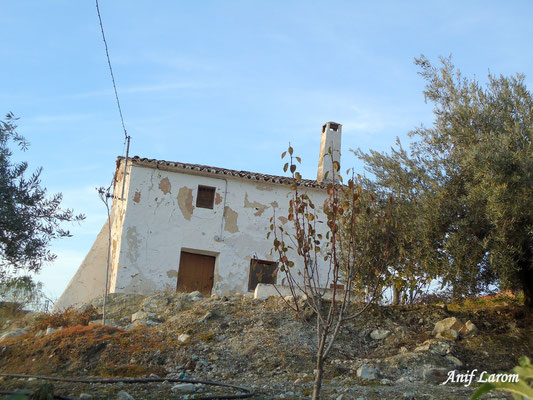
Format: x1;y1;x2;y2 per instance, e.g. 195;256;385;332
108;161;132;293
111;162;330;296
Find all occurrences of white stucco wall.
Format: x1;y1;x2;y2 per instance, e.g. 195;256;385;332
110;161;331;296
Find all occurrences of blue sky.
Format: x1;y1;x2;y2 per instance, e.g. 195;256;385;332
2;1;532;300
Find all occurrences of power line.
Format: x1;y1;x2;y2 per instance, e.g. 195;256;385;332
95;0;129;141
94;0;132;325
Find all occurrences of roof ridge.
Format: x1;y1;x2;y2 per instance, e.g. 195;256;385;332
118;156;323;188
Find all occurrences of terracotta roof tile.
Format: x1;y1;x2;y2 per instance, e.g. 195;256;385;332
121;156;324;188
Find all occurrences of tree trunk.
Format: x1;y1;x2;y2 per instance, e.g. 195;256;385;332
519;263;533;309
312;354;324;400
391;285;400;305
312;330;328;400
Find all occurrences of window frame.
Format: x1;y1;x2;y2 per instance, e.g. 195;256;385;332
196;185;216;209
247;258;278;292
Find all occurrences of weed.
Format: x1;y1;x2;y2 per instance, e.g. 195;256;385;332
34;306;98;330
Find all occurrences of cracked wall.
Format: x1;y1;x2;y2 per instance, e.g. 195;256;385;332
73;161;329;300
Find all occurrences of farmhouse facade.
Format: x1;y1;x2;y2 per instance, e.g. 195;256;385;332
55;122;342;309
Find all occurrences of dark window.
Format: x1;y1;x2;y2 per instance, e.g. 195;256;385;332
196;185;216;209
248;259;277;292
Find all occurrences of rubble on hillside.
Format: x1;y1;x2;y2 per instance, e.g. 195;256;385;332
0;291;529;399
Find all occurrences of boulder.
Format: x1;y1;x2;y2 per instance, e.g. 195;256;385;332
188;291;203;300
178;333;191;343
171;383;197;393
141;293;170;313
131;310;156;323
445;354;463;367
436;328;459;341
0;329;27;341
432;317;463;336
370;329;391;340
422;365;449;384
356;364;378;380
198;311;213;323
459;320;478;337
116;391;135;400
415;339;450;356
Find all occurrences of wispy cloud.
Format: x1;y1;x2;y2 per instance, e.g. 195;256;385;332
31;113;93;124
72;81;212;99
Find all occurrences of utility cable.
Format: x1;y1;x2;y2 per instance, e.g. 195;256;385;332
0;373;255;399
95;0;129;142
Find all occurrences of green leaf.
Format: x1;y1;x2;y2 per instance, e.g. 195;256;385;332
470;381;533;400
470;356;533;400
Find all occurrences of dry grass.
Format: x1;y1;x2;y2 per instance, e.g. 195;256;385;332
33;306;98;330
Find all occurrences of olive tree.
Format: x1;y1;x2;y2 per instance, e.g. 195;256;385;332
0;113;84;278
356;56;533;306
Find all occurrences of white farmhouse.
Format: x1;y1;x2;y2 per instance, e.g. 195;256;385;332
55;122;342;309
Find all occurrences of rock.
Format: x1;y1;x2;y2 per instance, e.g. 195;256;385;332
336;394;353;400
0;329;27;341
198;311;213;323
131;310;155;322
422;365;449;384
116;391;135;400
178;333;191;343
415;340;450;356
132;319;159;327
141;293;170;312
445;354;463;367
436;328;459;341
89;320;120;327
395;376;411;384
459;320;478;337
385;326;409;345
356;364;378;380
432;317;463;336
370;329;391;340
171;383;197;393
189;291;203;300
283;295;294;303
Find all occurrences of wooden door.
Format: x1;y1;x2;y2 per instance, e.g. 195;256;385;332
177;251;215;295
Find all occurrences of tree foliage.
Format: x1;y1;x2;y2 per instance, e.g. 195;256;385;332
0;275;45;311
356;56;533;306
0;113;84;277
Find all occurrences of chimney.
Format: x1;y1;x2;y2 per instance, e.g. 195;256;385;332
317;121;342;183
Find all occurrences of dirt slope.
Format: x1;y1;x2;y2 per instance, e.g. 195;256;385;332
0;292;530;399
